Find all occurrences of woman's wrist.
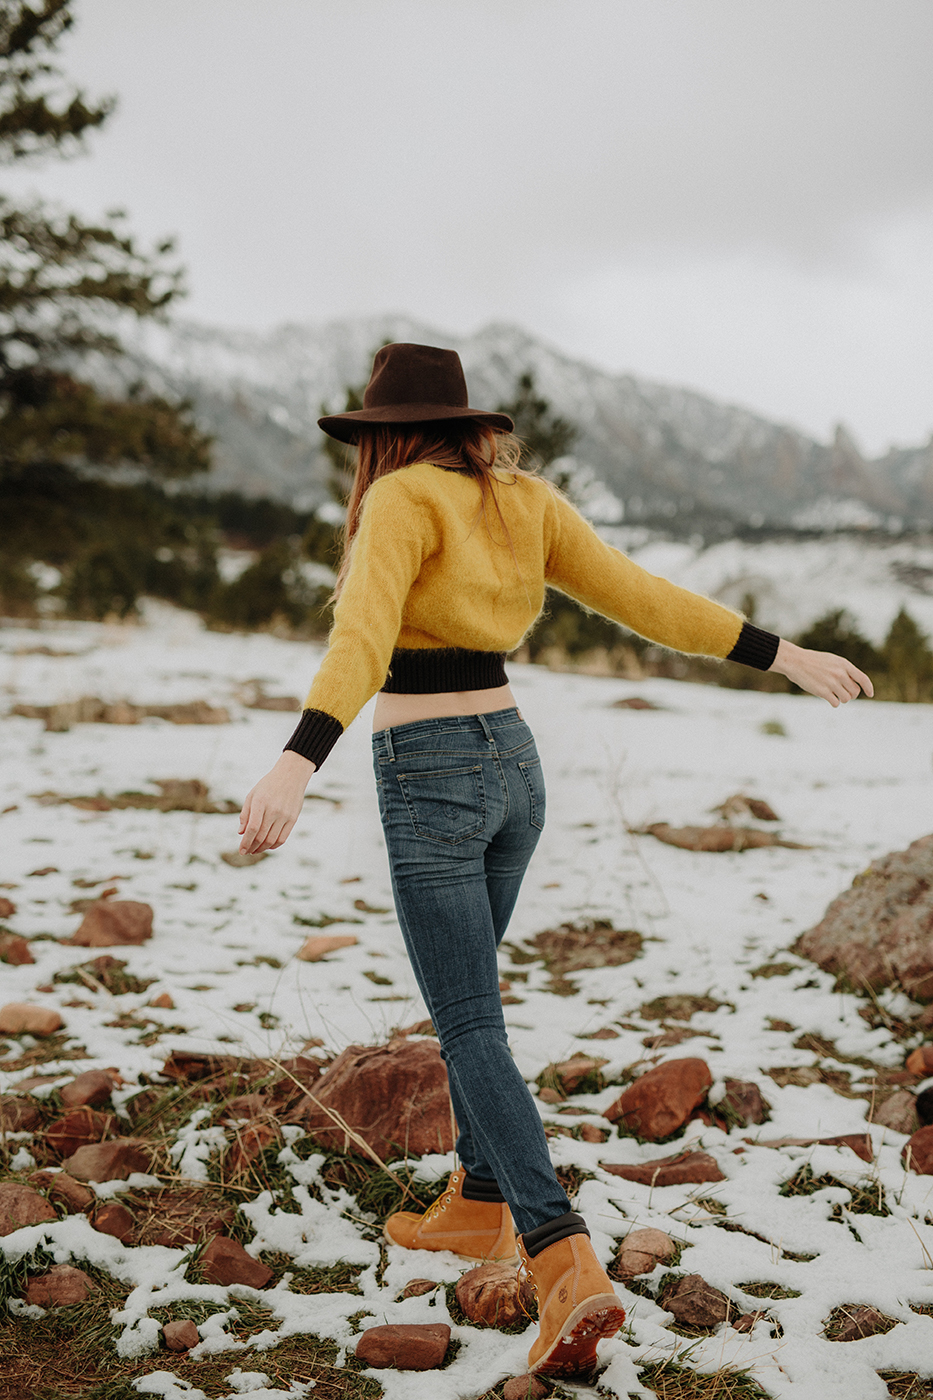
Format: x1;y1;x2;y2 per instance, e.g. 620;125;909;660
768;637;797;674
275;750;317;781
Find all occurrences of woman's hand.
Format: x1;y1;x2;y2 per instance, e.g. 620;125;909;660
238;751;316;855
769;638;874;706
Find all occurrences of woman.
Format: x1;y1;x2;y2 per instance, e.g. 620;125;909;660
239;343;872;1379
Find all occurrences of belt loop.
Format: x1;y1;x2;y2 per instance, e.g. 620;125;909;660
383;726;396;762
477;713;494;745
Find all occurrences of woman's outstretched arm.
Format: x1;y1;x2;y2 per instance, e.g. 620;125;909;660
238;750;316;855
768;638;873;705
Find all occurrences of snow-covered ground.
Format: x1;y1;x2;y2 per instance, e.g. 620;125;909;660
2;604;933;1400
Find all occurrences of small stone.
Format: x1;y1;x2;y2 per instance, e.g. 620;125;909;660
718;1079;771;1126
34;1171;94;1213
660;1273;731;1328
62;1140;151;1181
66;900;153;948
220;850;267;867
199;1235;273;1288
869;1090;919;1136
612;1227;677;1279
604;1058;713;1141
0;932;33;965
0;1182;58;1235
92;1201;135;1242
600;1149;726;1187
828;1304;895;1342
295;933;359;961
578;1123;609;1143
163;1319;200;1351
0;896;17;917
0;1003;64;1036
455;1262;533;1328
733;1310;768;1333
906;1045;933;1076
538;1087;563;1104
355;1323;451;1370
401;1278;439;1299
545;1055;608;1095
503;1377;548;1400
149;992;174;1009
903;1124;933;1174
60;1070;114;1109
0;1095;41;1132
25;1264;96;1307
46;1108;114;1159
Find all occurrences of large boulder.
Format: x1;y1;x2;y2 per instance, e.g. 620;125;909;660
298;1038;454;1159
795;834;933;1000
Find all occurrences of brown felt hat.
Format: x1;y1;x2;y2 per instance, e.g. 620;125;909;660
317;342;514;444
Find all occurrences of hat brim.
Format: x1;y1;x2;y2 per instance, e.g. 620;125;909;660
317;403;514;445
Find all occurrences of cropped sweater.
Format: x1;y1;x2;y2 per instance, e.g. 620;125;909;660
284;462;779;768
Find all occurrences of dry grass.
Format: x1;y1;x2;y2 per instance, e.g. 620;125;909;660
880;1373;933;1398
636;1360;770;1398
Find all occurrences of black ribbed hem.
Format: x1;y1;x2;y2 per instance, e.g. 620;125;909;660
521;1211;589;1258
461;1172;506;1204
283;709;344;769
726;620;780;672
381;647;508;695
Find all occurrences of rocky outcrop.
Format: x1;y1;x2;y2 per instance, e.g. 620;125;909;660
795;834;933;1000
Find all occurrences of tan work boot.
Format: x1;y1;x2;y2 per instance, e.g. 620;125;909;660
385;1168;516;1261
517;1229;625;1377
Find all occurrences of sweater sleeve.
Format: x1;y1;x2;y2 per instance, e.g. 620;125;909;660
284;475;434;767
544;489;747;660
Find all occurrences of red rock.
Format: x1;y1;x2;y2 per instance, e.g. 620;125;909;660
600;1150;726;1187
902;1124;933;1174
796;834;933;1000
92;1201;135;1242
0;1095;41;1132
828;1305;894;1341
718;1079;771;1126
60;1070;114;1109
46;1108;114;1159
31;1171;94;1213
0;932;33;965
295;933;359;961
906;1045;933;1076
161;1050;254;1083
545;1055;608;1095
733;1311;768;1333
612;1227;677;1279
299;1038;454;1160
0;896;16;917
226;1120;278;1175
869;1090;919;1135
752;1133;873;1163
0;1003;64;1036
455;1262;534;1328
578;1123;610;1143
0;1182;57;1235
163;1319;200;1351
199;1235;273;1288
660;1274;731;1328
25;1265;95;1307
66;900;153;948
644;823;800;852
149;992;174;1009
604;1058;713;1140
503;1377;548;1400
538;1087;563;1105
355;1323;451;1370
62;1140;151;1181
401;1278;439;1299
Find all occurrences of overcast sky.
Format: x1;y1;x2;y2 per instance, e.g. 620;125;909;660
6;0;933;453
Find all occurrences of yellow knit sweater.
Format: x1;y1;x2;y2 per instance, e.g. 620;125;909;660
301;462;745;734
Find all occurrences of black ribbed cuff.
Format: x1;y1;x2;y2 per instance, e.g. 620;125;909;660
381;648;508;695
521;1211;590;1258
283;709;344;769
461;1172;506;1204
726;620;780;672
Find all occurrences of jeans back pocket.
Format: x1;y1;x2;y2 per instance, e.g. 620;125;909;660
518;757;546;830
396;764;486;844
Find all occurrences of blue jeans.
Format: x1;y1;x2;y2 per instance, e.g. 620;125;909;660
372;707;572;1236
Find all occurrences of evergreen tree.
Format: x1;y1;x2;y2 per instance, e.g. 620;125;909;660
882;608;933;702
496;369;577;489
795;609;883;677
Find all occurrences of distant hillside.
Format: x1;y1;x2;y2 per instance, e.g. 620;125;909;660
124;315;933;534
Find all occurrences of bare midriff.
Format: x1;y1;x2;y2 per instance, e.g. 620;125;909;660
373;683;517;731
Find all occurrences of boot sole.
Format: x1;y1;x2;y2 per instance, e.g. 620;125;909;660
382;1228;517;1264
530;1294;626;1378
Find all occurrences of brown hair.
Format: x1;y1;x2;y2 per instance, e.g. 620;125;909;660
332;423;526;598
